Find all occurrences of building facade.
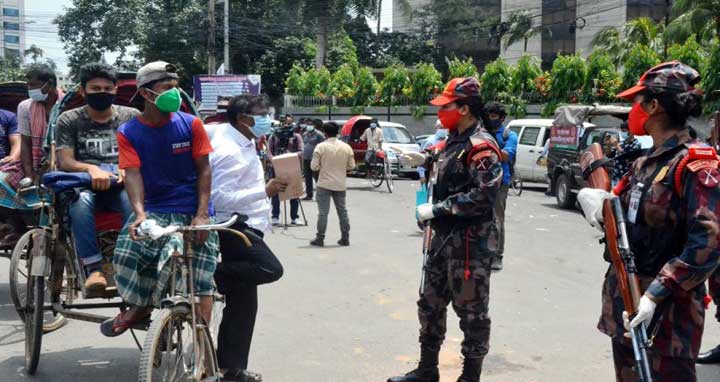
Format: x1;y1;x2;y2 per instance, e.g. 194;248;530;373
0;0;25;62
393;0;670;69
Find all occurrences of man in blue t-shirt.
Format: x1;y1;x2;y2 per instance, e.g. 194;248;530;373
485;102;517;272
103;61;218;337
0;109;19;161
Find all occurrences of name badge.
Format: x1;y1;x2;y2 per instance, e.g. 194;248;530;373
627;183;644;224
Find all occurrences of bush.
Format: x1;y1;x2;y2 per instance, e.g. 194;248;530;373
480;58;512;101
701;38;720;114
549;53;587;103
285;63;306;96
622;44;661;90
304;66;332;97
583;52;621;103
379;65;410;105
329;64;356;103
666;36;705;73
405;62;442;105
510;54;542;97
447;56;478;79
352;66;379;106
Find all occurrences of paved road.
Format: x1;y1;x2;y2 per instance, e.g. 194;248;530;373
0;178;718;381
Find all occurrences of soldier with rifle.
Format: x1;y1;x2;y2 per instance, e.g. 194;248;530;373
387;77;502;382
578;62;720;382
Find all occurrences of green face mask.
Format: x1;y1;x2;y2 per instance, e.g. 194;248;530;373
147;88;182;113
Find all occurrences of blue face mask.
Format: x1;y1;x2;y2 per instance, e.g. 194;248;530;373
435;129;448;139
245;114;272;138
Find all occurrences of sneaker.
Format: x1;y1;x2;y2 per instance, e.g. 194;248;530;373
291;219;299;225
491;257;503;271
271;217;280;226
85;270;107;292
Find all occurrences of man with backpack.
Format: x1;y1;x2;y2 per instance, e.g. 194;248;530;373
484;102;517;271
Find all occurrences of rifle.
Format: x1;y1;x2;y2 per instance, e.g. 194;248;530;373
420;147;442;295
580;142;653;382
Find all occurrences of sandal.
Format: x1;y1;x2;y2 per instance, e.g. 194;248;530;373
100;310;149;337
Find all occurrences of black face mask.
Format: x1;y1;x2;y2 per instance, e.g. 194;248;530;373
486;119;502;132
85;92;116;111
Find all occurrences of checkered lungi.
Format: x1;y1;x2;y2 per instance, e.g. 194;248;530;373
113;212;219;307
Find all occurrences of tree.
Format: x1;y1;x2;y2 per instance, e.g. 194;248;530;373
379;65;410;105
24;45;44;63
591;27;625;66
701;38;720;114
510;54;542;98
582;52;621;103
253;36;316;100
479;58;512;102
502;11;542;53
446;56;478;79
592;17;666;66
0;56;24;83
325;29;359;72
671;0;720;41
549;53;587;103
666;37;706;72
622;44;661;90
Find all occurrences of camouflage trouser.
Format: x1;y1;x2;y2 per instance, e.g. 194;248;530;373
417;230;493;359
709;267;720;322
611;338;696;382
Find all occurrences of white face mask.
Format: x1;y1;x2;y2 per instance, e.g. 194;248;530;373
28;82;48;102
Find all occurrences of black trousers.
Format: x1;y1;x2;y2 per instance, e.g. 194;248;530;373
214;223;284;371
303;159;317;198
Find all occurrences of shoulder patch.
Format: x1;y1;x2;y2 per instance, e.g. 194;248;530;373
674;145;720;194
697;168;720;188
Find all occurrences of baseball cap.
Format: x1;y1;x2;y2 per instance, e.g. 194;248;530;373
617;61;701;101
136;61;179;89
430;77;481;106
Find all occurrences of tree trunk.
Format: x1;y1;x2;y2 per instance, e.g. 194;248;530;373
315;17;328;69
524;38;528;53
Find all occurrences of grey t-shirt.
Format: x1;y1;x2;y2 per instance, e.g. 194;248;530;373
55;105;140;165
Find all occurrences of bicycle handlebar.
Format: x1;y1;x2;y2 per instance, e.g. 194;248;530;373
136;213;252;247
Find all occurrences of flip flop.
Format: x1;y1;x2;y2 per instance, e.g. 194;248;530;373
100;311;149;337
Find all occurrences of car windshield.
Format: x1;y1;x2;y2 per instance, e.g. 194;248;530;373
383;126;414;144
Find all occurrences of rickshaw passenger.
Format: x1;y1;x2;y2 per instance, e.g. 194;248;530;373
55;63;138;292
102;61;218;337
360;118;383;166
17;64;64;182
0;108;23;245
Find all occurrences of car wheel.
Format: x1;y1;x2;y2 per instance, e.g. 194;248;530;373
555;174;576;209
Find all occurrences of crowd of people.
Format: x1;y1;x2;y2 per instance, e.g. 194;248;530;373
1;57;720;382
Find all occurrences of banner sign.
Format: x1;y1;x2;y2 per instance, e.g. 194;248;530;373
193;75;261;110
550;125;580;150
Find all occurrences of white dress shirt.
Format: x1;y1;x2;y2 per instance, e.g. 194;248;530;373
209;123;271;233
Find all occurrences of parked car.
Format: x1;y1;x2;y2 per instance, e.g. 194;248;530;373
333;119;421;178
506;119;594;184
546;105;652;209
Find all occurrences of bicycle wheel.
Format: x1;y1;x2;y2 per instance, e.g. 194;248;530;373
369;163;384;188
385;160;394;193
511;173;523;196
139;305;220;382
9;229;66;333
25;273;44;375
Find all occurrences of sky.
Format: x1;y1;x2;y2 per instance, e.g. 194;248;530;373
23;0;393;75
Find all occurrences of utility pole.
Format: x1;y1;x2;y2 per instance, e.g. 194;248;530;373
224;0;230;73
208;0;216;74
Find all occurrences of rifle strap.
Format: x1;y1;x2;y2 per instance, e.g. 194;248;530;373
582;158;613;181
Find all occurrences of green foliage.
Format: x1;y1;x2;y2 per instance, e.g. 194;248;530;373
0;56;24;83
326;30;359;72
666;36;705;72
497;92;528;117
406;63;443;104
701;38;720;114
622;44;661;89
329;64;356;103
379;65;410;105
253;36;316;99
549;54;587;102
582;52;621;103
479;58;512;101
285;64;306;96
352;66;379;106
446;56;478;79
510;54;542;97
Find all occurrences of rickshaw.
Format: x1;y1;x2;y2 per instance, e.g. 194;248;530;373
8;74;244;381
341;116;395;193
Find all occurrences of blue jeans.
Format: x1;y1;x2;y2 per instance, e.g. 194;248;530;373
69;188;132;269
271;195;299;220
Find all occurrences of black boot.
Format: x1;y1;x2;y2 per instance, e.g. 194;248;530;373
310;236;324;247
456;357;483;382
697;344;720;364
387;347;439;382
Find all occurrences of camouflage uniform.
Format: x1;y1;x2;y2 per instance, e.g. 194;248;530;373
598;130;720;382
419;123;503;362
